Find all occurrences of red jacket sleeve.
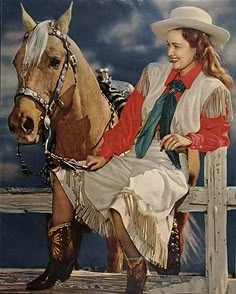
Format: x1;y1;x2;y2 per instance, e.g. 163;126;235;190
97;88;144;160
186;114;230;152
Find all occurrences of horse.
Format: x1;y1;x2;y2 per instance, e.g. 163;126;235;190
8;2;189;290
8;1;123;280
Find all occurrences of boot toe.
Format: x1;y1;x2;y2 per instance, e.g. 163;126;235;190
26;275;57;291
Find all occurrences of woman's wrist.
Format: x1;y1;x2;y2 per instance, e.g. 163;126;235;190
183;134;193;147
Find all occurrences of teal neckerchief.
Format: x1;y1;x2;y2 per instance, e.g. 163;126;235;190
135;80;186;168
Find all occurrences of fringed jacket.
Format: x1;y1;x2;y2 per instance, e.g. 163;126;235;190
97;62;233;185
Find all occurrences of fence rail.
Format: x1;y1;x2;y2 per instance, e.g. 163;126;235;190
1;147;236;293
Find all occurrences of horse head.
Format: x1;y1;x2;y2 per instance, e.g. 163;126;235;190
8;3;76;144
8;3;113;159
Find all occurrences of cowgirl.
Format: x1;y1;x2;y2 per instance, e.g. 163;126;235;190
27;6;233;293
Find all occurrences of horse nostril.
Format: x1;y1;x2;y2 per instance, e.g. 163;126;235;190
21;117;34;134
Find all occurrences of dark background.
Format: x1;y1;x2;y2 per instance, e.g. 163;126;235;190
1;0;236;273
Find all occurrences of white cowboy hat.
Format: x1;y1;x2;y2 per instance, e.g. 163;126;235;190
150;6;230;47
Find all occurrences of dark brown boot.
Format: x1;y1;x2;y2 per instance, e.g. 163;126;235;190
125;255;147;294
26;221;77;291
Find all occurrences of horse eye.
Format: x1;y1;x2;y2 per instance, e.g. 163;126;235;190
50;57;60;68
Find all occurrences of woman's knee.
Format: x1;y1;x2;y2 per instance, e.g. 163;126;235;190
110;209;126;235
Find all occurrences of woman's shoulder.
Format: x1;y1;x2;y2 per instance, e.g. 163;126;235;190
198;72;229;92
190;72;231;104
143;61;172;85
198;73;233;119
136;61;171;96
145;61;172;76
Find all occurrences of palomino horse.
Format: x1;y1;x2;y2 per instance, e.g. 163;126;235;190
8;2;123;287
8;2;189;291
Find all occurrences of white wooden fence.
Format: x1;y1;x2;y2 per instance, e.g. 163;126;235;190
0;147;236;294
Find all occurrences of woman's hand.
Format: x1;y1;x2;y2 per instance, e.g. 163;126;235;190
160;134;192;152
86;155;107;171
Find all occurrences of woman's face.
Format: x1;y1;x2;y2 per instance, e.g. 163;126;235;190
166;29;197;75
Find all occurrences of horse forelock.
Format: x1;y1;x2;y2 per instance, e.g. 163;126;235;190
21;20;52;79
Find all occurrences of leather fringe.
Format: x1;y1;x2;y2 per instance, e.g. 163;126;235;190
136;66;150;97
64;171;168;267
121;191;168;268
202;86;233;120
65;171;114;238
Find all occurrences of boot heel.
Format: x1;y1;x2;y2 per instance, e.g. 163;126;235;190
59;261;75;282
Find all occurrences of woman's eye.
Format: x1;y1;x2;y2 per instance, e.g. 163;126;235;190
50;57;60;68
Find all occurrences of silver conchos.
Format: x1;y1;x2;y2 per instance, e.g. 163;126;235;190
15;26;77;117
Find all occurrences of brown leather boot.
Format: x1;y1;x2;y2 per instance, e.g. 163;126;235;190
26;221;77;291
125;255;147;294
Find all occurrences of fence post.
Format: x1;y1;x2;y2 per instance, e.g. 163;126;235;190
205;147;228;294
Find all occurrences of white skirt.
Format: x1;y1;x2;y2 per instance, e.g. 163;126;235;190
53;138;189;267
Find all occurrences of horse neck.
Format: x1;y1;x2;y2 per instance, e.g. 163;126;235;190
76;49;103;113
54;41;111;160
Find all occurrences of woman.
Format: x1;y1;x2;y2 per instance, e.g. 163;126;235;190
27;6;233;293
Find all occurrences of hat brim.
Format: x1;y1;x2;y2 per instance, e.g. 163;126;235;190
150;18;230;47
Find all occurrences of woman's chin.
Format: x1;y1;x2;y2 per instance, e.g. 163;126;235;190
171;62;180;70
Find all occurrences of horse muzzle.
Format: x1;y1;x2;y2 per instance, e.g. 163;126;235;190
8;110;41;144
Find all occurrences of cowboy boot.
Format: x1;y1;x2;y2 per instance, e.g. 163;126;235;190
26;220;77;291
124;255;147;294
72;221;90;270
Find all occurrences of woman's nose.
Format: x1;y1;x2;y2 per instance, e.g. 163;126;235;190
167;46;174;56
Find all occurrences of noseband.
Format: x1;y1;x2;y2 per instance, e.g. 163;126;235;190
14;26;78;126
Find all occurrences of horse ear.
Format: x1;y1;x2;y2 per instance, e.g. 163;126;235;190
20;3;37;32
55;2;73;34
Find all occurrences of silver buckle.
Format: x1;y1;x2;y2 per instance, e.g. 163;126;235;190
70;54;77;67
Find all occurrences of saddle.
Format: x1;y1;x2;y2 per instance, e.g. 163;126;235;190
96;68;133;117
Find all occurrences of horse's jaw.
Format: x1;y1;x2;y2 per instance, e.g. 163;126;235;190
13;133;41;145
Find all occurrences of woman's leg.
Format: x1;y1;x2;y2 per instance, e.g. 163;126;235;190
111;209;147;294
26;175;78;291
51;174;74;225
111;209;140;259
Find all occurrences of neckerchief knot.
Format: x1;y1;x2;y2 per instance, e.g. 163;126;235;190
169;79;186;93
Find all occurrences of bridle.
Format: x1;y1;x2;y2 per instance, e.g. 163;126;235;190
14;25;116;180
15;26;78;129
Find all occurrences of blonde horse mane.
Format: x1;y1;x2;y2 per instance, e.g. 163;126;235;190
22;20;52;79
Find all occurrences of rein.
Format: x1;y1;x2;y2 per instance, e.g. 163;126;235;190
15;26;116;181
